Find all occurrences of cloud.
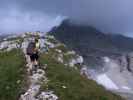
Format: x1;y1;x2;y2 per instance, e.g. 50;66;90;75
0;0;133;36
0;8;65;34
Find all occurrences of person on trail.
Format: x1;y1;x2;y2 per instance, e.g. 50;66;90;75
27;38;40;67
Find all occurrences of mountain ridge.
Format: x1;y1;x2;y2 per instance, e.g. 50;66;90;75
50;20;133;68
0;32;125;100
50;20;133;53
49;20;133;100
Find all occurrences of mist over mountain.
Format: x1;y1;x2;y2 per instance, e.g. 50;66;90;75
51;20;133;52
0;10;64;34
50;20;133;67
49;19;133;100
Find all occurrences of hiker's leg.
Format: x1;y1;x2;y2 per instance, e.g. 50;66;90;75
30;55;34;64
30;54;37;70
34;60;38;66
34;53;39;65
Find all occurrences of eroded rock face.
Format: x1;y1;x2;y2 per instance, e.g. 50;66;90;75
118;53;133;73
118;55;128;72
0;41;19;51
127;53;133;73
68;56;84;67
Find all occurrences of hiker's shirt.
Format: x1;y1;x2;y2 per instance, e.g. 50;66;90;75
35;42;40;50
34;42;40;53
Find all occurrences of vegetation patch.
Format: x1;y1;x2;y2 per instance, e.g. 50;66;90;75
40;50;124;100
0;49;26;100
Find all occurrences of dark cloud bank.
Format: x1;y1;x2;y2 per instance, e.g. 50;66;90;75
0;0;133;37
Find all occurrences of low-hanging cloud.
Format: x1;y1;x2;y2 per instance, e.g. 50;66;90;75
0;8;65;34
0;0;133;36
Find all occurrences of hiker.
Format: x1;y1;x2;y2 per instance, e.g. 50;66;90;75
27;38;40;67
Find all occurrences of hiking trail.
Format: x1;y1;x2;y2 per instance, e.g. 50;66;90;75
19;37;58;100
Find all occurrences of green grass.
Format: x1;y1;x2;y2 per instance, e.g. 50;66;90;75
0;49;26;100
40;50;124;100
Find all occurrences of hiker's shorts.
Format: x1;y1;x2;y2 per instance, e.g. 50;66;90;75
30;53;39;62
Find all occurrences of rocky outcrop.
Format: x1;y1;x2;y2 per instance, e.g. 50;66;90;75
118;55;128;72
127;53;133;73
68;55;83;67
118;53;133;73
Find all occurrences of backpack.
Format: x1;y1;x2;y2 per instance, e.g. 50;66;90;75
26;42;36;55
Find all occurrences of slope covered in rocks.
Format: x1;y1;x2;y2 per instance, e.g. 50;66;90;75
49;20;133;100
0;32;124;100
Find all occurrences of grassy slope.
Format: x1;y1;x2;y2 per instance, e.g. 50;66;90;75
0;49;25;100
40;48;124;100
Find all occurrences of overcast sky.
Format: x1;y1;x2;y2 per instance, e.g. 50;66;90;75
0;0;133;37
